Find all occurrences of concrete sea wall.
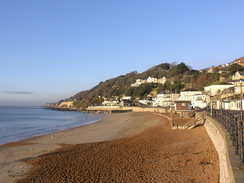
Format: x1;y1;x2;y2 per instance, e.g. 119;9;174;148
204;116;235;183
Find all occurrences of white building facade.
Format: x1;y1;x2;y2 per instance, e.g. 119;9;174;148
204;84;234;95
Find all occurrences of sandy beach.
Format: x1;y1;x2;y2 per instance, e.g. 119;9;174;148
0;112;219;182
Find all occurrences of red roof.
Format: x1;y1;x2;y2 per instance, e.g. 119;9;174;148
234;56;244;63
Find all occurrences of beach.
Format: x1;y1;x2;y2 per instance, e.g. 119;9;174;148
0;112;219;182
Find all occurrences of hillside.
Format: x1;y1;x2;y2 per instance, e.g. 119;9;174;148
56;60;242;108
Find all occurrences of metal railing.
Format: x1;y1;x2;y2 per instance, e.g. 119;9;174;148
211;109;244;166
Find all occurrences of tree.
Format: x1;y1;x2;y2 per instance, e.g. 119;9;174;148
91;96;104;105
125;87;134;96
158;63;170;70
133;83;154;97
213;67;219;73
169;62;190;77
195;75;208;90
173;81;185;92
228;64;243;75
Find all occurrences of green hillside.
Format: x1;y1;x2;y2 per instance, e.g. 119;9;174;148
57;62;233;108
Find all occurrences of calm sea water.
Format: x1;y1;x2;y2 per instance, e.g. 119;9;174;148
0;106;103;145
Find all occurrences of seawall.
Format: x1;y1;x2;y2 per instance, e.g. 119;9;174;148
87;106;168;113
204;116;240;183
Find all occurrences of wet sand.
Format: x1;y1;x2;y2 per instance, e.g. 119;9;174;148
0;112;219;182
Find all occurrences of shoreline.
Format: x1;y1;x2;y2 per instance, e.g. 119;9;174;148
0;116;104;147
0;112;219;182
0;107;104;146
0;112;162;182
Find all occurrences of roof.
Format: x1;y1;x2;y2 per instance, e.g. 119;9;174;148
157;92;180;95
181;88;199;92
234;56;244;63
228;80;243;83
175;100;191;103
237;70;244;76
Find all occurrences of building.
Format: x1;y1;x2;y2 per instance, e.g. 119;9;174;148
131;78;147;87
233;56;244;66
178;89;202;101
153;92;180;107
178;89;209;108
191;94;209;108
231;70;244;80
102;99;120;106
157;76;167;84
175;101;192;111
131;76;168;87
147;76;158;83
204;84;234;95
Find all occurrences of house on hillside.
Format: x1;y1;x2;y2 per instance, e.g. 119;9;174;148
228;71;244;94
207;66;215;73
158;76;167;84
218;68;227;74
131;76;168;87
233;56;244;66
204;84;234;95
131;78;147;87
231;71;244;80
221;87;235;100
147;76;158;83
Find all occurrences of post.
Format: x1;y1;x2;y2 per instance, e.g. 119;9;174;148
210;94;213;116
240;79;243;120
170;80;174;120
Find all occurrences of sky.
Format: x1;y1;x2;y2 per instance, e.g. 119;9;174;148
0;0;244;106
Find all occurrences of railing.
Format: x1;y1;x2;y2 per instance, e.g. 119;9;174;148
212;109;244;166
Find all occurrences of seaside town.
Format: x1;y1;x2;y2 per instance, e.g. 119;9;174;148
2;1;244;182
40;57;244;183
57;57;244;113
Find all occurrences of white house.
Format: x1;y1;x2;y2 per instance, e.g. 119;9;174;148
147;76;158;83
102;99;120;106
158;76;167;84
121;96;131;100
204;84;234;95
153;92;180;107
190;94;209;108
178;89;202;101
178;89;209;108
131;79;147;87
131;76;168;87
216;99;244;111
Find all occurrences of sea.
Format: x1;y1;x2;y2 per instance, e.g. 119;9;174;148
0;106;103;145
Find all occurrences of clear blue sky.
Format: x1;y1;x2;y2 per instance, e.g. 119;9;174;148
0;0;243;106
